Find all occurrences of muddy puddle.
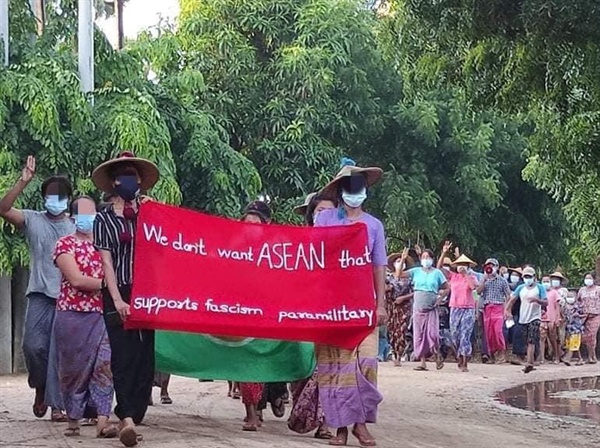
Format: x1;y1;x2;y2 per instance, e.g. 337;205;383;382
497;376;600;424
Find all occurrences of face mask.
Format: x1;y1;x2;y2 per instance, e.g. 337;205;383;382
524;277;534;286
551;279;561;288
542;282;551;290
341;187;367;209
421;259;433;269
394;260;405;271
45;195;68;216
584;278;594;287
510;275;520;284
74;214;96;234
443;265;451;271
114;175;140;202
502;273;509;280
566;297;576;305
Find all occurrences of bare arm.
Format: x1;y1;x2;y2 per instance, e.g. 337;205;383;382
0;179;28;228
476;278;486;295
55;254;103;291
0;156;36;228
99;249;126;307
505;295;516;317
374;265;386;310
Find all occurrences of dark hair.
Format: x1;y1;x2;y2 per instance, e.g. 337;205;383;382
109;163;139;180
422;249;435;259
69;195;97;216
586;271;596;279
243;201;271;223
41;175;73;198
305;194;337;226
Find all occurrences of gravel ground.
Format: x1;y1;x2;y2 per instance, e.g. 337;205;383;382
1;362;599;448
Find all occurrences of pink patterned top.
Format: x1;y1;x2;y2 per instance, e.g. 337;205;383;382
577;285;600;315
53;235;104;313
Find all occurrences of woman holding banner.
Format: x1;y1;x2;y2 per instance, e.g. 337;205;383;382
92;151;159;447
287;192;337;439
314;158;387;447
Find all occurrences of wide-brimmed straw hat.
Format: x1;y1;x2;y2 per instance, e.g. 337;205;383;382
452;254;476;267
293;192;317;216
320;158;383;198
387;253;414;271
508;267;523;276
92;151;159;194
549;271;567;281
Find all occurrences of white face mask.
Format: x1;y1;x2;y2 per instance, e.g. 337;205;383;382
523;277;534;286
551;279;561;288
442;265;451;271
542;282;551;290
510;275;520;284
502;273;510;280
584;278;594;287
566;297;576;305
342;187;367;209
421;259;433;269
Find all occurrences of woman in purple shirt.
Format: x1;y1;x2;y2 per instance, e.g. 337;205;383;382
314;158;387;447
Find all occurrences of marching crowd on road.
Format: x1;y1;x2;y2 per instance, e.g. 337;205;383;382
1;153;599;448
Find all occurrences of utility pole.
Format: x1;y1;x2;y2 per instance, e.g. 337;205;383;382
0;0;8;66
115;0;124;49
29;0;45;35
78;0;94;94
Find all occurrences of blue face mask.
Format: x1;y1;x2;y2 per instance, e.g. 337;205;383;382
45;195;68;216
524;277;534;286
75;214;96;234
342;187;367;208
114;175;140;202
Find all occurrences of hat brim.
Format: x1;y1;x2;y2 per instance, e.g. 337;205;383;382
549;272;567;281
508;267;523;275
92;157;159;194
320;167;383;198
387;253;414;270
293;205;308;216
452;256;476;267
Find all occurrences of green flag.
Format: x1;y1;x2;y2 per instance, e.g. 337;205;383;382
155;331;316;382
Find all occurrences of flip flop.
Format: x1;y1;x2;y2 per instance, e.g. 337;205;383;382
64;427;80;437
97;425;119;439
160;396;173;405
119;426;138;447
436;358;445;370
271;398;285;418
315;429;334;439
242;423;258;432
413;366;428;371
51;410;68;422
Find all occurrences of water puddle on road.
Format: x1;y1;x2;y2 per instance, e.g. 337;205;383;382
496;376;600;424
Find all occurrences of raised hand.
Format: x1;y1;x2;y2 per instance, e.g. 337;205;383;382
401;247;410;259
442;240;452;253
454;246;461;258
21;156;36;183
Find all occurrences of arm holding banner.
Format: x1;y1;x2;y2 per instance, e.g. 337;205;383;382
374;265;387;325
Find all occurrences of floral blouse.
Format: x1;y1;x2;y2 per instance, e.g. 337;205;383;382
53;235;104;313
577;286;600;315
387;273;413;303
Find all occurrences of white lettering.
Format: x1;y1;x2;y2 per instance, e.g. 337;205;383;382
142;223;169;246
256;242;325;271
204;298;263;317
217;247;254;261
278;305;373;326
133;296;199;315
338;246;372;269
172;233;207;255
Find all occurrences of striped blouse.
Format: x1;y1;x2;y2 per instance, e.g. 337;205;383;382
93;205;137;288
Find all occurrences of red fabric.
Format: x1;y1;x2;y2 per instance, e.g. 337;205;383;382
126;202;376;350
239;382;264;405
483;304;506;354
53;235;104;313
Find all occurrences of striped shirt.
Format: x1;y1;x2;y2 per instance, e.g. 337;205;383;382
93;205;137;288
481;275;511;305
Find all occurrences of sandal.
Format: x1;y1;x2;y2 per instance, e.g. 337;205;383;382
232;391;241;399
51;410;68;422
64;427;80;437
435;356;445;371
315;428;334;439
352;427;376;446
271;398;285;418
160;395;173;405
413;366;428;371
329;430;348;446
119;426;138;447
82;418;98;427
97;425;119;439
242;423;258;432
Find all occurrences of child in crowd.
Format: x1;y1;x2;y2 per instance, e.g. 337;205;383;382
562;294;585;366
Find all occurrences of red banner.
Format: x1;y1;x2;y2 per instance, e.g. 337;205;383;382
126;202;375;349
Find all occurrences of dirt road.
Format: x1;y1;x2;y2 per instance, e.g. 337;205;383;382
1;362;599;448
